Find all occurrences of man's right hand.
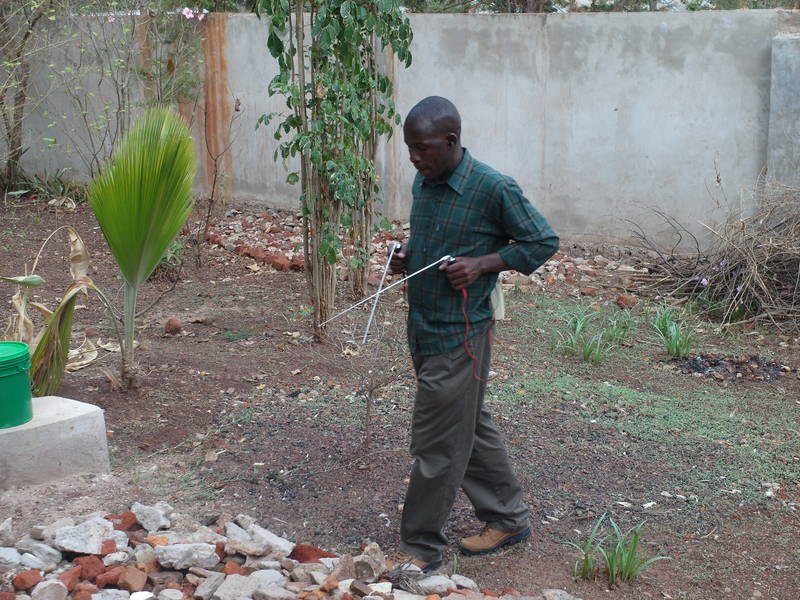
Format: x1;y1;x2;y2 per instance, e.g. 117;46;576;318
389;242;407;274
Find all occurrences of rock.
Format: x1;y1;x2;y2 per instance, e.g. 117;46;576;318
21;553;46;570
101;540;117;555
350;581;374;597
74;555;105;581
154;543;219;569
118;566;148;592
290;563;327;583
353;543;385;583
130;593;155;600
290;544;338;563
96;566;124;588
194;572;224;600
59;566;82;591
42;519;74;546
249;525;295;559
0;592;15;600
210;574;254;600
223;522;250;543
0;519;14;546
223;560;247;576
0;547;22;572
393;593;425;600
416;576;454;596
252;587;296;600
331;555;355;581
104;512;138;532
579;288;599;297
187;527;226;545
234;515;258;530
26;542;61;571
30;526;46;540
243;557;281;571
103;551;130;566
13;569;42;590
615;294;637;308
91;591;131;600
368;583;392;594
542;592;582;600
131;503;172;533
156;591;182;600
450;575;478;592
251;569;288;588
54;517;114;554
30;580;68;600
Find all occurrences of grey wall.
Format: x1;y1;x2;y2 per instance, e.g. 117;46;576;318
16;10;800;245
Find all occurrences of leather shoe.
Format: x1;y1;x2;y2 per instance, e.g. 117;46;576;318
458;525;531;555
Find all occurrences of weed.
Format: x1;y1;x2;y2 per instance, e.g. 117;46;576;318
604;312;635;344
221;328;251;342
582;332;611;363
564;512;606;580
599;518;670;587
553;306;596;356
652;306;695;358
150;239;184;282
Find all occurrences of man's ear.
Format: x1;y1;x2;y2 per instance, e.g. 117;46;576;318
446;134;458;148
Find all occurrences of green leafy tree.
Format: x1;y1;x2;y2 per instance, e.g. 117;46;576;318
88;106;195;388
255;0;412;334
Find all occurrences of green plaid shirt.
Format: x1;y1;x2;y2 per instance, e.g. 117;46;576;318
406;149;559;356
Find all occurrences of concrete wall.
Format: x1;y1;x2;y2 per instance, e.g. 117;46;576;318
16;10;800;245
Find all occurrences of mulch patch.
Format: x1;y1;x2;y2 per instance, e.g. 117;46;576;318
669;352;798;381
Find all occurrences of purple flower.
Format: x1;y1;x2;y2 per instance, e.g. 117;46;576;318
107;15;115;22
700;278;709;286
181;7;194;18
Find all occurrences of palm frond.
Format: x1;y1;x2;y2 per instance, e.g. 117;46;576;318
88;106;196;288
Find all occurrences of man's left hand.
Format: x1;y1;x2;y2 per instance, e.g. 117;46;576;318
439;256;484;291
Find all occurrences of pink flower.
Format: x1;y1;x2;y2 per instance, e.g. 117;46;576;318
197;13;205;20
700;278;709;286
181;7;194;18
107;15;115;22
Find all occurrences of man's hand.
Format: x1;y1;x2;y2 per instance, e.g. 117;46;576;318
439;256;485;291
389;242;407;274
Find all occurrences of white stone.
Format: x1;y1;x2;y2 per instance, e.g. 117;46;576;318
0;546;22;572
92;591;131;600
30;580;68;600
54;517;114;554
416;575;454;595
187;526;226;544
154;543;219;569
0;518;14;546
243;556;281;570
235;514;258;529
319;557;337;570
353;542;385;583
369;582;392;594
130;593;156;600
21;552;46;570
42;518;74;546
211;574;255;600
24;541;61;571
110;529;130;551
250;569;287;588
195;572;225;600
103;551;130;566
224;521;251;543
157;591;183;600
247;524;294;559
542;591;582;600
252;586;297;600
0;397;110;490
131;502;171;532
392;592;425;600
450;574;479;591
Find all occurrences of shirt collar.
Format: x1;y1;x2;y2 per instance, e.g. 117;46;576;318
422;148;473;195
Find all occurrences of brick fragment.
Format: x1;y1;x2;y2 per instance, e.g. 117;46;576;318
145;535;170;547
74;555;105;581
73;592;93;600
350;580;373;597
223;560;247;576
75;582;100;593
13;569;42;590
290;544;338;564
105;511;139;531
118;565;148;592
101;539;117;555
319;574;339;593
615;293;637;308
579;287;599;296
214;541;226;562
96;565;123;588
0;592;16;600
59;565;83;591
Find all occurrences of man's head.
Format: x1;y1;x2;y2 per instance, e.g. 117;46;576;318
403;96;463;182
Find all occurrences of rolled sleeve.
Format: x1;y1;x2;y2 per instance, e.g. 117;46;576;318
496;178;559;275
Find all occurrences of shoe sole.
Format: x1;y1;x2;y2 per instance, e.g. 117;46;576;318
458;527;532;556
389;559;443;577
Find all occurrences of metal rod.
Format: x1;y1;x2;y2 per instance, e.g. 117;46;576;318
362;243;399;344
320;254;453;327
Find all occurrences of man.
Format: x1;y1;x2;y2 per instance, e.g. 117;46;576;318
389;96;559;574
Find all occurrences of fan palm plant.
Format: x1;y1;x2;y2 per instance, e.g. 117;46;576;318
88;107;195;387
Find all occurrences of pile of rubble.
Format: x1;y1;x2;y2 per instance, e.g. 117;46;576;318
203;209;648;299
0;504;581;600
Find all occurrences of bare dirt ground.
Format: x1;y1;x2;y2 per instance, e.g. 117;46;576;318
2;201;799;600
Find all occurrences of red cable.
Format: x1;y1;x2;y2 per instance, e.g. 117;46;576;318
461;288;490;383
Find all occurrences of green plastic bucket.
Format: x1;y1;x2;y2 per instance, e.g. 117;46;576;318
0;341;33;429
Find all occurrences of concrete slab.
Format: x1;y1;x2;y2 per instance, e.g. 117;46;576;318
0;396;110;490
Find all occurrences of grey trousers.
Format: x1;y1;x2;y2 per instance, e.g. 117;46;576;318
399;325;530;563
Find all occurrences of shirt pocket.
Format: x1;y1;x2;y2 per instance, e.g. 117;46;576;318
468;224;503;256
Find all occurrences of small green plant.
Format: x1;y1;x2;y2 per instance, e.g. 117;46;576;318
652;307;695;358
604;312;634;345
582;332;611;364
553;307;596;356
564;512;606;580
653;306;678;339
566;514;670;587
599;518;671;587
150;239;184;282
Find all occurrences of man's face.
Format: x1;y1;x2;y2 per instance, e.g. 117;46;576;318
403;120;454;182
